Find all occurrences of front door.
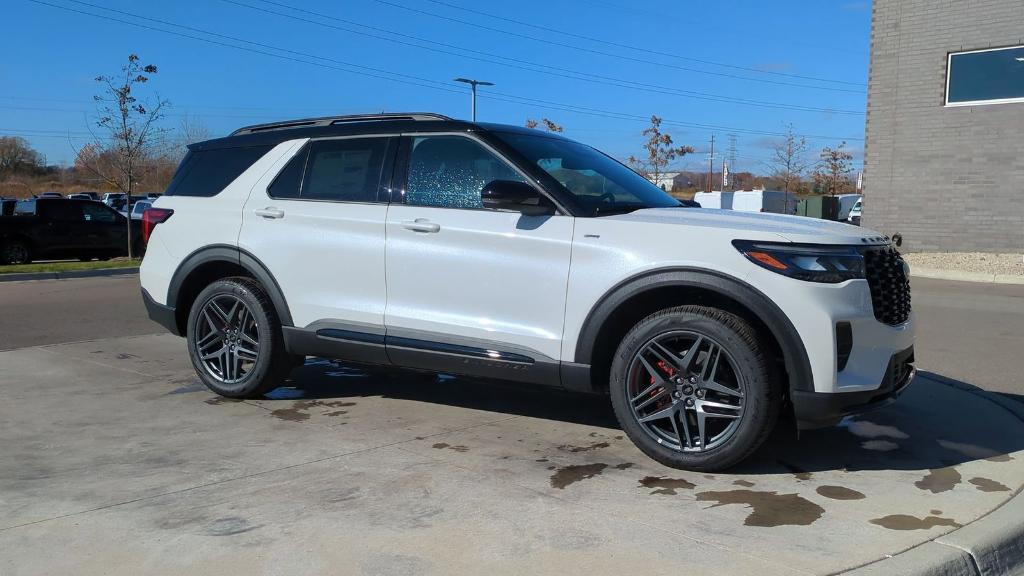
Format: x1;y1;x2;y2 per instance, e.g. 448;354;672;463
384;134;574;384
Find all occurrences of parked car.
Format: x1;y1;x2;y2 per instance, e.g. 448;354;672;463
145;192;163;200
731;190;793;214
1;198;16;217
131;200;153;220
0;198;143;264
836;194;863;222
140;113;914;471
693;191;733;209
67;193;96;200
849;198;863;226
35;192;63;199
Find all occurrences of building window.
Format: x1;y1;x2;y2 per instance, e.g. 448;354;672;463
946;45;1024;106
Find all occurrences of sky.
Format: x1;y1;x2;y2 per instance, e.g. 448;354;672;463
3;0;872;173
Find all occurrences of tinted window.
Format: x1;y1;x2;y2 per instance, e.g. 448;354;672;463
947;46;1024;105
406;136;524;209
165;145;272;197
267;145;308;199
82;202;119;222
301;138;387;202
43;201;82;221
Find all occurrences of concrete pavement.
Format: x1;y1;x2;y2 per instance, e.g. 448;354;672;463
2;333;1023;575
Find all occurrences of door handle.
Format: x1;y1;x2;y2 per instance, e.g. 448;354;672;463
401;218;440;233
254;207;285;219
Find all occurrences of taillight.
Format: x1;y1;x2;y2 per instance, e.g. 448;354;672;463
142;208;173;243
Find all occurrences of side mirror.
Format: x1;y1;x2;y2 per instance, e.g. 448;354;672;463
481;180;554;216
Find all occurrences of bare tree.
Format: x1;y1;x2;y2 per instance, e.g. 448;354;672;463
767;124;809;213
627;115;694;190
0;136;43;178
812;141;854;196
525;118;563;133
79;54;169;258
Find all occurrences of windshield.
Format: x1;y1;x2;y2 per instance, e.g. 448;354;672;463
496;132;683;216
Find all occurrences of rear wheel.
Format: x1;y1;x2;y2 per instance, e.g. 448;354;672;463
609;305;781;471
1;240;31;265
186;277;292;398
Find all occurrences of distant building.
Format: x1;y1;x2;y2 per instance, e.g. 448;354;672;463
865;0;1024;252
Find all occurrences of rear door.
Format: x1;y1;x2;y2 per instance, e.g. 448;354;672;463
35;200;86;257
81;201;128;254
383;134;574;383
239;135;396;347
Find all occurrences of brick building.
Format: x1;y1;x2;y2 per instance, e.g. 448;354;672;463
864;0;1024;252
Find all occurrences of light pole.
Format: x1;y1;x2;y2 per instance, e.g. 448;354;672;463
454;77;493;121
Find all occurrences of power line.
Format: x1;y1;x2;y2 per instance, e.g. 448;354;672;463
222;0;862;115
371;0;865;94
23;0;862;142
416;0;863;87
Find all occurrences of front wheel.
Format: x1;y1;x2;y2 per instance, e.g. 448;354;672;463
609;305;781;471
186;277;292;398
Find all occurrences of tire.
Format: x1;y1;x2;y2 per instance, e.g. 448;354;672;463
78;255;94;262
133;239;146;259
1;240;31;265
186;277;292;398
609;305;781;472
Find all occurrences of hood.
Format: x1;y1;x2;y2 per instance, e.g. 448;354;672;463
605;207;891;246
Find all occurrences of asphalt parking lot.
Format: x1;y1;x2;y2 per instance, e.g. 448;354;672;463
1;275;1023;575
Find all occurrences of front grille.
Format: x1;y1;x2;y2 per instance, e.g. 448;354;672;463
863;245;911;326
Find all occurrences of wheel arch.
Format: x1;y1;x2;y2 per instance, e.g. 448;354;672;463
167;244;293;336
572;267;813;395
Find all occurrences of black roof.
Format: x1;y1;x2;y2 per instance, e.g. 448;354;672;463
190;113;573;151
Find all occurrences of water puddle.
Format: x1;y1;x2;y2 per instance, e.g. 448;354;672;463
432;442;469;453
816;485;866;500
695;489;825;527
638;476;695;495
861;440;899;452
870;514;961;531
938;440;1012;462
550;463;608;489
840;419;909;440
968;477;1010;492
270;399;356;422
558;442;610;453
915;467;961;493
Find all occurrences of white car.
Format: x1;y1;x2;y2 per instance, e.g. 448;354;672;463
139;113;915;471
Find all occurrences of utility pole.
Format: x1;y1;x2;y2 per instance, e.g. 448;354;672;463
453;77;494;121
727;134;738;191
707;134;715;193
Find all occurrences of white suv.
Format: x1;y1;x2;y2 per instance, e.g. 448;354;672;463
140;113;915;471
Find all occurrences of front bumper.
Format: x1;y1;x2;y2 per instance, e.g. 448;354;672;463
791;346;915;429
142;287;181;336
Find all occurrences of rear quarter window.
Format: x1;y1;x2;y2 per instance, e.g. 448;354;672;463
165;145;272;197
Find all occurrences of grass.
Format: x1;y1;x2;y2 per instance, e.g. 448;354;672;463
0;258;141;275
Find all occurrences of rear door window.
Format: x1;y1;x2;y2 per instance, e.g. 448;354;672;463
43;201;83;222
165;145;272;197
82;202;120;222
300;138;388;202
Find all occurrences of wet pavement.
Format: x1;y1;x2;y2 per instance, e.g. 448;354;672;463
2;333;1022;575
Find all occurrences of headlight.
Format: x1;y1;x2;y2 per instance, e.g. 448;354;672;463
732;240;865;283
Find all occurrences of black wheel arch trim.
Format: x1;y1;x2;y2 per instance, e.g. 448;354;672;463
573;267;815;392
166;244;294;330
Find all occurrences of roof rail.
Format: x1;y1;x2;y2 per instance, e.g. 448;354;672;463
229;113;453;136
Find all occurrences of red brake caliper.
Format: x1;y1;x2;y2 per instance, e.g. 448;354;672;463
650;360;676;409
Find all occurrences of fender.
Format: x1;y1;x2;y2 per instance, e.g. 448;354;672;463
167;244;294;329
573;267;815;393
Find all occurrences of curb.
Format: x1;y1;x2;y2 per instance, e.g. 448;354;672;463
0;267;139;283
910;267;1024;285
842;374;1024;576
